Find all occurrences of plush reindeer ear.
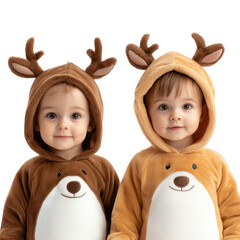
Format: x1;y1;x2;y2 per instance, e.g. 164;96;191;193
8;38;44;78
126;34;159;70
192;33;224;66
85;38;117;79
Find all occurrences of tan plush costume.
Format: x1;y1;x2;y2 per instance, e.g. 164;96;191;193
0;38;119;240
108;34;240;240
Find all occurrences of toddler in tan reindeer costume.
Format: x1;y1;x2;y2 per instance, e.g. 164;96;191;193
108;33;240;240
0;37;119;240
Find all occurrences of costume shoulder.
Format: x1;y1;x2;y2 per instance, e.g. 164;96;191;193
18;156;48;175
88;154;119;198
7;156;48;193
89;154;113;167
198;148;232;183
126;147;161;174
89;155;118;178
199;148;228;168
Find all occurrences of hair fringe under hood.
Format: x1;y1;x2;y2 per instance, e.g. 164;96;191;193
126;33;224;153
8;37;117;161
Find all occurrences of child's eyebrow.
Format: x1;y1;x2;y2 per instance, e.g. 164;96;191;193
40;106;54;111
153;98;169;104
40;106;87;111
181;98;198;103
153;97;198;104
70;106;87;111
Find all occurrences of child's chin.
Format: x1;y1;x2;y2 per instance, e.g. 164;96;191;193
163;135;185;142
48;145;71;153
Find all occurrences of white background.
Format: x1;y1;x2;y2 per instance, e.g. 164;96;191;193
0;0;240;220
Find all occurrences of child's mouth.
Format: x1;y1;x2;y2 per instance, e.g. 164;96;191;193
168;126;183;130
55;136;71;139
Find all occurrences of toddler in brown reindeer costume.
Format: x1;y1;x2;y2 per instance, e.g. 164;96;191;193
108;33;240;240
0;37;119;240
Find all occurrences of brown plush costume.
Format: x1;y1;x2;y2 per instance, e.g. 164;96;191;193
0;38;119;240
108;34;240;240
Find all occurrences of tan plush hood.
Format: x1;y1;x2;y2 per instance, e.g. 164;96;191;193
8;38;116;161
126;33;224;153
135;51;215;153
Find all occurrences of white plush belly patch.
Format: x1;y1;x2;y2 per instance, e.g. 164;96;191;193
146;171;219;240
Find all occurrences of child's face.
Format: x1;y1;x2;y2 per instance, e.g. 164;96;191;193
147;81;203;151
36;84;92;160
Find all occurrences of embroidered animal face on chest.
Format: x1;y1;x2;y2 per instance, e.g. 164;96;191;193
145;161;219;240
33;163;107;240
56;172;88;199
164;163;197;192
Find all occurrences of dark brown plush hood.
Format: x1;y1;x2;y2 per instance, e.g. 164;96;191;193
8;38;116;161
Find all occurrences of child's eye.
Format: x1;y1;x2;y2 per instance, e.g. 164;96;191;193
71;113;81;119
47;112;57;119
159;104;169;111
183;104;192;110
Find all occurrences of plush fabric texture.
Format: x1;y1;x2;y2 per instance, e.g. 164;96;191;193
1;38;119;240
192;33;224;66
126;34;159;69
25;62;104;161
108;34;240;240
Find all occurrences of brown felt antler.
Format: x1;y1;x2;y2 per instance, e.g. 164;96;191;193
192;33;224;66
126;34;159;70
85;38;117;79
8;38;44;78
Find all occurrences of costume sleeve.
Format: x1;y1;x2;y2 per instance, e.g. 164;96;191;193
217;155;240;239
99;159;119;235
108;158;142;240
0;165;30;240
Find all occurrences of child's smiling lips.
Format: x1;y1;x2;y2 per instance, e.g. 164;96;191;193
168;126;183;131
55;135;72;139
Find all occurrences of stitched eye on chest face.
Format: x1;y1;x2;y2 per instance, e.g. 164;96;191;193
57;171;62;178
166;164;171;170
192;164;197;170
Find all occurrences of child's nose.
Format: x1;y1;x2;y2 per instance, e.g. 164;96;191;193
170;111;181;121
57;119;69;130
